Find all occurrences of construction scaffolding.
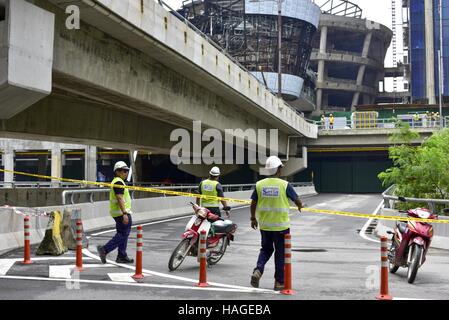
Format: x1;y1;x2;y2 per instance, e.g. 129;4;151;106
179;0;317;79
317;0;363;18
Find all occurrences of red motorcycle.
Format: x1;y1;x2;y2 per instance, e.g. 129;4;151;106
387;205;438;284
168;203;237;271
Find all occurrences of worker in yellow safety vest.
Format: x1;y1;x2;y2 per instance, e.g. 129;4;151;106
196;166;230;218
249;156;303;291
97;161;134;264
329;114;334;130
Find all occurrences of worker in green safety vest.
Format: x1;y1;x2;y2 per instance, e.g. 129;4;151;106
97;161;134;264
249;156;303;291
196;166;230;218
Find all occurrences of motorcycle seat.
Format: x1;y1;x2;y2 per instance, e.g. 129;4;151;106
212;220;234;234
397;222;408;234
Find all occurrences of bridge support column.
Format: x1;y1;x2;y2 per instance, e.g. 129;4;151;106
85;146;97;182
51;147;62;187
2;147;14;187
249;147;308;178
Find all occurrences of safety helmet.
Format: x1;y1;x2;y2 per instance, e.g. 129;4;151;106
209;166;221;176
114;161;129;172
263;156;284;176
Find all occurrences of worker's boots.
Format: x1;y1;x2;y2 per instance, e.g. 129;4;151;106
274;281;284;291
250;269;262;288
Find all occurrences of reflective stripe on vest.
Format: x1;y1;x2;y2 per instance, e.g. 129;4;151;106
200;179;220;207
256;178;290;231
109;177;132;218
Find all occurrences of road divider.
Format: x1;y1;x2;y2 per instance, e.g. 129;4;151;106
132;226;144;281
376;236;393;300
22;216;33;265
1;168;448;224
281;234;295;295
75;219;84;271
196;230;209;288
36;211;67;256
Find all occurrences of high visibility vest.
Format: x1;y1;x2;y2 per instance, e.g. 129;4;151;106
255;178;291;231
329;116;334;124
200;179;220;207
109;177;132;218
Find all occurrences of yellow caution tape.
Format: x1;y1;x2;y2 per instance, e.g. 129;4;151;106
1;168;448;224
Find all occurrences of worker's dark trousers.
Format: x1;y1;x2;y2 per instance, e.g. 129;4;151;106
205;207;221;217
255;229;290;284
104;214;132;258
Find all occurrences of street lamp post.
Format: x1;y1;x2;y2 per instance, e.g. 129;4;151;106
250;0;284;99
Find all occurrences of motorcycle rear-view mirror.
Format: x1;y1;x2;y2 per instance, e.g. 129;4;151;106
442;208;449;214
397;196;407;202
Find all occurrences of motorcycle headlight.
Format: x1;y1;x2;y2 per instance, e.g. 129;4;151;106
196;209;207;219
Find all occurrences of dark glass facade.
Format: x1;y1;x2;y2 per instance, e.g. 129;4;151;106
410;0;426;100
410;0;449;101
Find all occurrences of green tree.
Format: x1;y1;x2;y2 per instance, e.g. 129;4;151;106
379;124;449;212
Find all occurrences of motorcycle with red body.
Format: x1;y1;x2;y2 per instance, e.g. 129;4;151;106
387;198;445;283
168;203;237;271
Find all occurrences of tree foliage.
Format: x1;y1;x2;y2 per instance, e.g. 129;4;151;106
378;124;449;208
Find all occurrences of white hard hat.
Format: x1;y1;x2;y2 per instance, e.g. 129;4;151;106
209;166;221;176
114;161;129;172
264;156;283;175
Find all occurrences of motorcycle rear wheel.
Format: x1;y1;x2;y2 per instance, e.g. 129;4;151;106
168;239;191;271
407;244;422;284
207;237;228;265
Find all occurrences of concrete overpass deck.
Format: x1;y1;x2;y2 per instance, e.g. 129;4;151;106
1;0;317;158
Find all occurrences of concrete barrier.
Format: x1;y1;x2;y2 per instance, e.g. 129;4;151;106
375;208;449;251
0;186;317;255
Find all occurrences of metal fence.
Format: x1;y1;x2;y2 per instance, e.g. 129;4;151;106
312;117;449;131
382;185;449;214
61;182;314;205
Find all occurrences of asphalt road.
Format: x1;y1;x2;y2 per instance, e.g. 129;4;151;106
1;193;448;300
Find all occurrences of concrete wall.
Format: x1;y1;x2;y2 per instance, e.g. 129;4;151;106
0;0;54;119
375;208;449;251
0;186;317;254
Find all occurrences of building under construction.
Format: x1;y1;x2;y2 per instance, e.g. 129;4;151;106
180;0;393;113
179;0;321;102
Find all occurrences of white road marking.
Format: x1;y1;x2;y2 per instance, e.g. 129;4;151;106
49;264;115;279
0;257;93;262
0;275;278;294
359;200;383;244
108;273;138;283
0;259;16;276
84;205;274;293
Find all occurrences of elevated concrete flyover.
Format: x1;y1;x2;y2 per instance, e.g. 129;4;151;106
0;0;317;176
305;127;439;148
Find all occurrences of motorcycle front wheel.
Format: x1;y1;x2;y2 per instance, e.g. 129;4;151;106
207;237;228;265
388;241;399;274
168;239;192;271
407;244;423;284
